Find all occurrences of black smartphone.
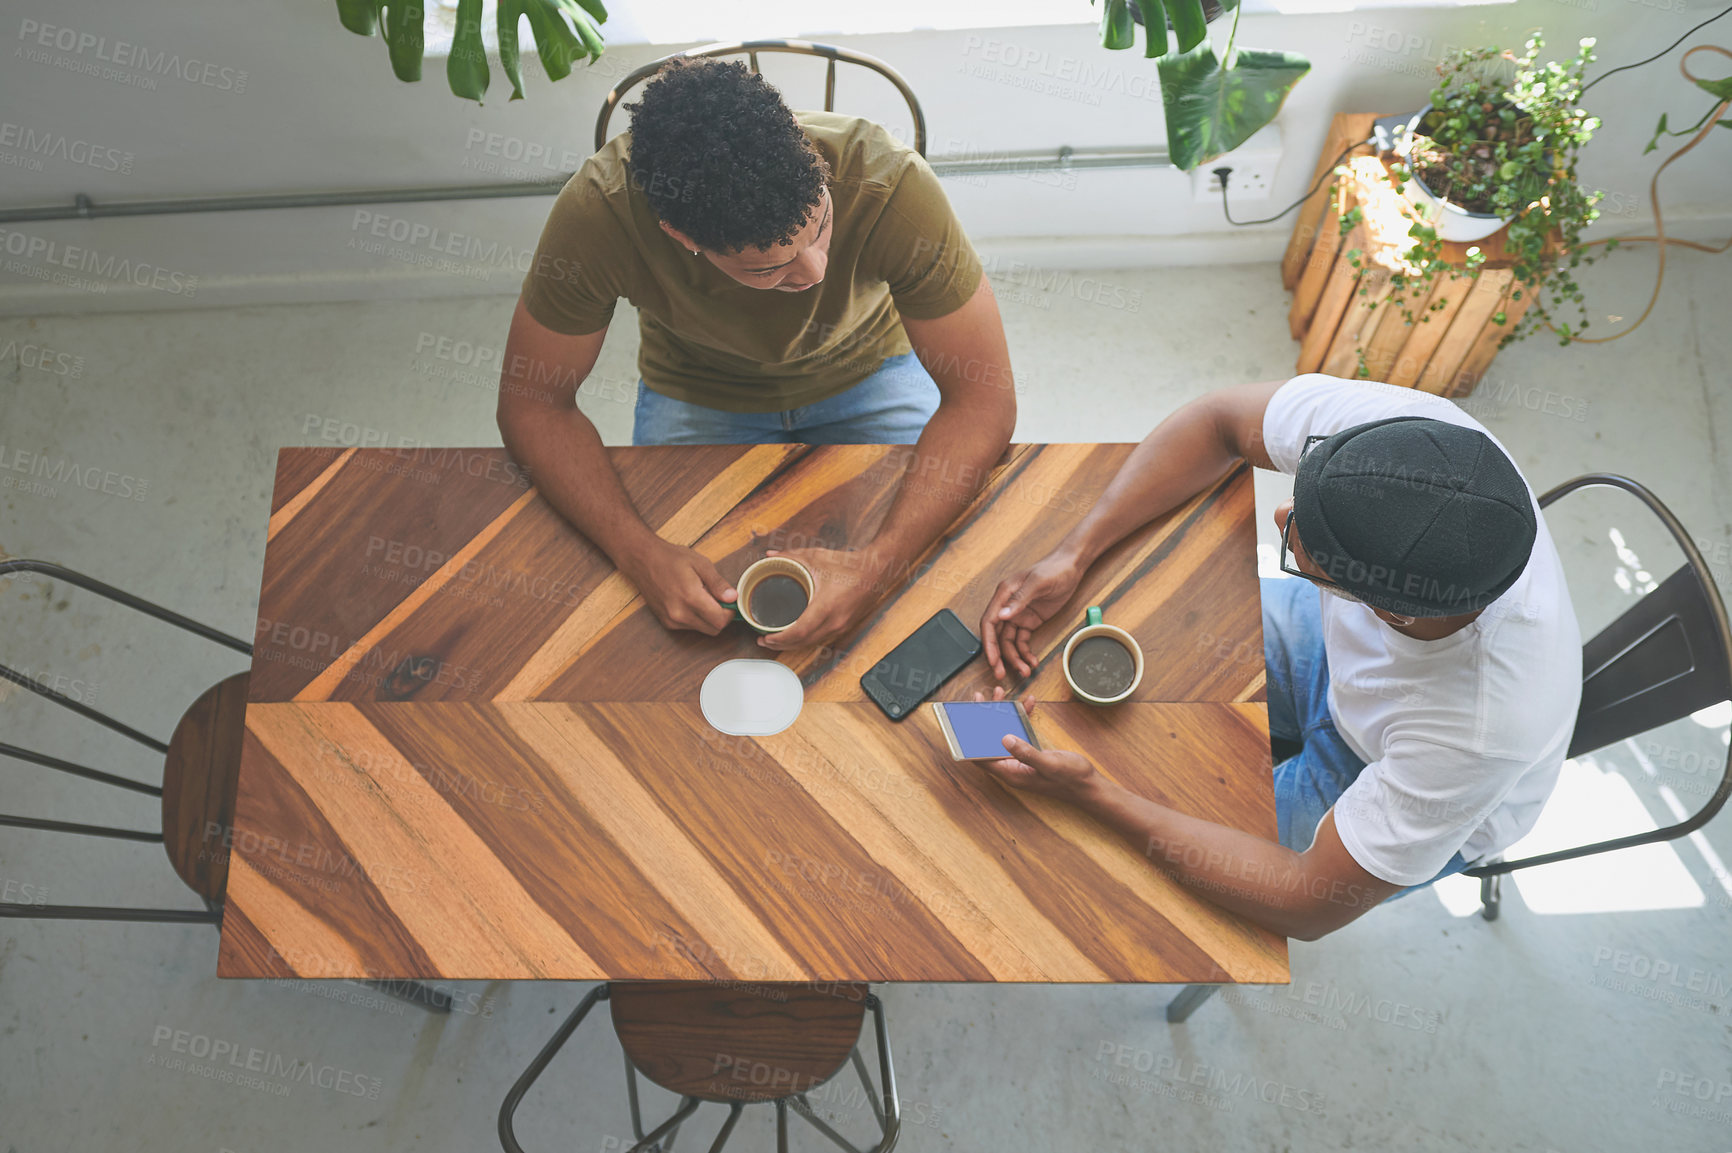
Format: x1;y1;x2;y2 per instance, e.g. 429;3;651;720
860;608;982;721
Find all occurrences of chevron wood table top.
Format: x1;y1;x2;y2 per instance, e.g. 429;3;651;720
217;444;1285;984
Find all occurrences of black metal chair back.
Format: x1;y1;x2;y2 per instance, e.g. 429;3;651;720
1;558;459;1012
595;39;927;157
1466;475;1732;880
1570;565;1731;758
0;559;251;924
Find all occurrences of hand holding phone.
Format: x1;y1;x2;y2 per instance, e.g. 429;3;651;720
951;692;1103;805
931;700;1040;761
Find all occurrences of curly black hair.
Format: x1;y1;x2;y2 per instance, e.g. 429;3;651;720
626;58;830;254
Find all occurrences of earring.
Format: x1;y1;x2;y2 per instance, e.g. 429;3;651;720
689;248;700;255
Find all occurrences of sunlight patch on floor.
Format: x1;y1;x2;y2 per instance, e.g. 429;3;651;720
1504;756;1705;915
1429;872;1485;917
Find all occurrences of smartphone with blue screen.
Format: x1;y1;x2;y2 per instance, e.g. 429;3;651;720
930;700;1039;761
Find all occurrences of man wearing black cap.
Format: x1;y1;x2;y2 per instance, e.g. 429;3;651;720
975;374;1581;940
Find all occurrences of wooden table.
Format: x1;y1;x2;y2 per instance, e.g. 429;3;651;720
217;444;1286;986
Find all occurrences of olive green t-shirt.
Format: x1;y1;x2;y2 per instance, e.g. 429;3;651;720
519;111;982;414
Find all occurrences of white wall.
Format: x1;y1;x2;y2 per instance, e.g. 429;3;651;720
0;0;1725;313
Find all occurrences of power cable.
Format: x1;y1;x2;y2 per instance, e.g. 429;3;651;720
1214;137;1372;227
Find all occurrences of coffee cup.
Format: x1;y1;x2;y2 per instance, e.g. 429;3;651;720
1061;606;1144;705
734;557;814;634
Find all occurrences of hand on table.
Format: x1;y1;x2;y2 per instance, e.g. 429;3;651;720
967;686;1104;805
980;551;1085;681
621;538;738;635
754;546;878;651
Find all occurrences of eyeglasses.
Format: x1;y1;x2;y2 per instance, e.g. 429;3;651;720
1280;435;1358;600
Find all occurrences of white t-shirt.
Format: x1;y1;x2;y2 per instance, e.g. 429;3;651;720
1263;375;1583;886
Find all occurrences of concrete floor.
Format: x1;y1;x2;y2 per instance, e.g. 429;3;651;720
2;248;1730;1152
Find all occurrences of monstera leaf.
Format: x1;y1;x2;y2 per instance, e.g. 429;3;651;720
1166;0;1210;55
335;0;607;102
1159;43;1310;170
446;0;488;100
1099;0;1137;50
1107;0;1222;58
1093;0;1309;170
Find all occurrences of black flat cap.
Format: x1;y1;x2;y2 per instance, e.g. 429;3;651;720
1292;416;1538;618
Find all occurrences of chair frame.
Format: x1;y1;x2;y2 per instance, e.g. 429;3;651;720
595;39;927;158
1171;473;1732;1014
0;559;250;925
1464;475;1732;917
0;559;454;1011
499;983;901;1153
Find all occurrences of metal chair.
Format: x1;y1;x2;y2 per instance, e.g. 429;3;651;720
595;40;926;157
1168;474;1732;1019
0;559;451;1012
499;981;900;1153
1465;474;1732;920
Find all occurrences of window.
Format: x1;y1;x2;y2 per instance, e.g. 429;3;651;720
424;0;1092;58
423;0;1515;59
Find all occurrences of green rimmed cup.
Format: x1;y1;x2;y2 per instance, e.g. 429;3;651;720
1061;606;1144;705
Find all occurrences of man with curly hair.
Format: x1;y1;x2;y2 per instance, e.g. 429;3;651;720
499;58;1015;649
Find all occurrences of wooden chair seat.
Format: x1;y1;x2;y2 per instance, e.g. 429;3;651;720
609;981;868;1104
161;672;250;902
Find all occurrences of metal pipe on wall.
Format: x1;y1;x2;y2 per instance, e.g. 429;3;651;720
0;145;1171;225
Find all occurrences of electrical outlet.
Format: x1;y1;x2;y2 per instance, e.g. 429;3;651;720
1191;124;1283;205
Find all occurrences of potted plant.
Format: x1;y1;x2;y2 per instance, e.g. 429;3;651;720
1378;35;1605;345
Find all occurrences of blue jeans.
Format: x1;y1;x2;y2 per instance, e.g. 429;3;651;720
632;352;941;446
1262;577;1471;900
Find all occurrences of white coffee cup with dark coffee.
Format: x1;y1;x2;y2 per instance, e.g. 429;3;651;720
734;556;814;634
1061;605;1144;705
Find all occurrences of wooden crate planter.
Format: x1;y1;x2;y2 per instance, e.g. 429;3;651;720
1281;112;1538;399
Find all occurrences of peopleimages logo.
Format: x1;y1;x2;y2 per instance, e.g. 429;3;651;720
463;128;586;173
958;34;1165;104
0;121;134;173
0;445;148;500
0;338;84;377
1093;1042;1328;1117
1652;1068;1732;1121
0;878;49;907
0;228;197;296
1590;946;1732;1011
348;210;581;283
16;19;248;92
148;1025;382;1098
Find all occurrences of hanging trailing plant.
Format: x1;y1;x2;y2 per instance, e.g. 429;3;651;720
1645;44;1732;152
